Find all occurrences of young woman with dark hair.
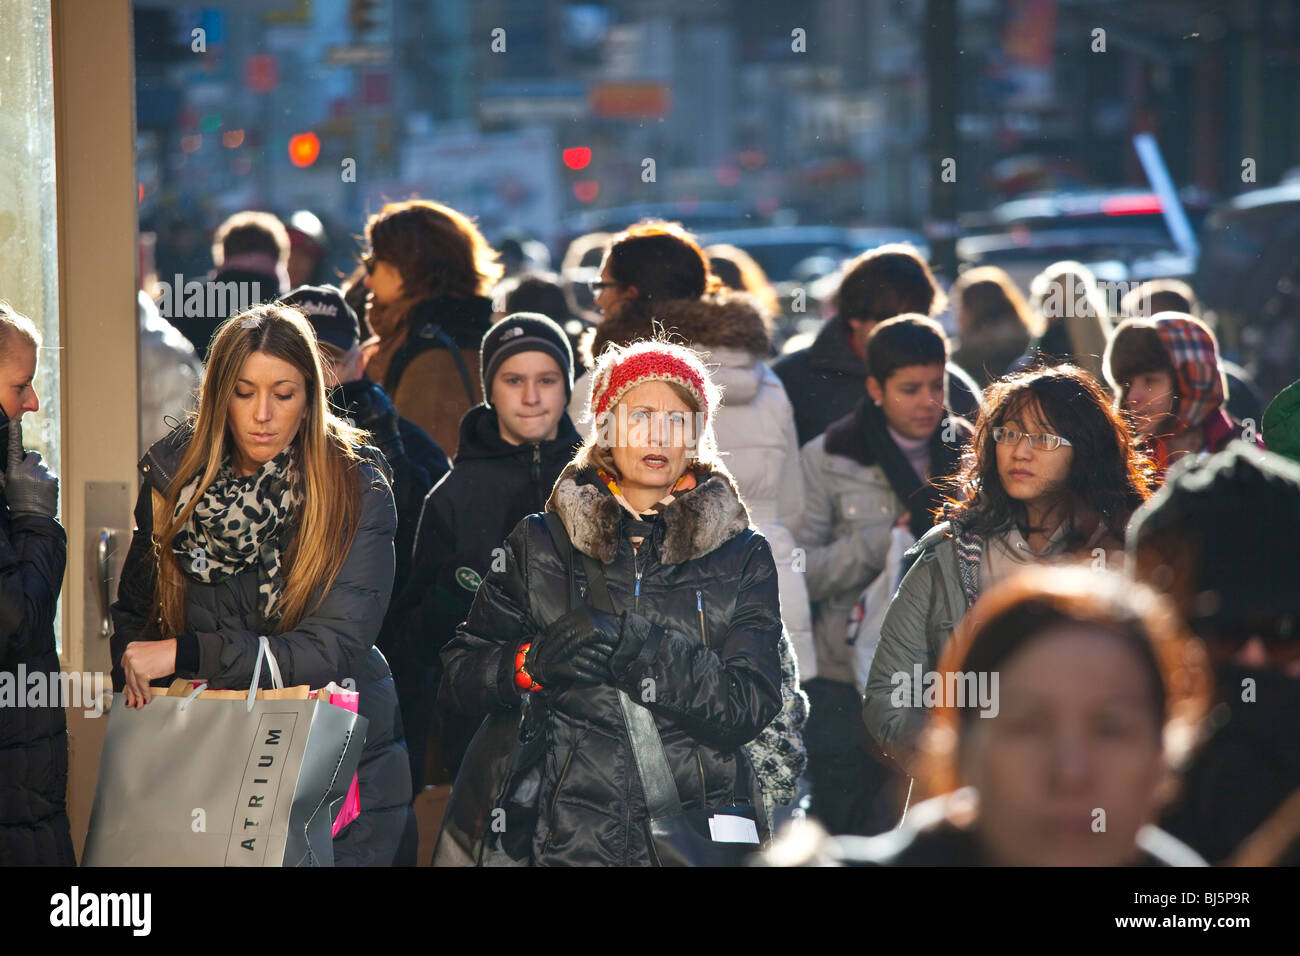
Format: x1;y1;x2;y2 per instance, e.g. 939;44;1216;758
863;365;1155;761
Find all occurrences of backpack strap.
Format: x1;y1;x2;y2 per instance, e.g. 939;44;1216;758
385;321;478;405
543;509;683;820
542;511;576;612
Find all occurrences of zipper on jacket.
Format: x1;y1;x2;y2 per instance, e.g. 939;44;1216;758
633;547;642;612
530;443;543;508
543;747;576;852
694;590;709;799
696;590;708;646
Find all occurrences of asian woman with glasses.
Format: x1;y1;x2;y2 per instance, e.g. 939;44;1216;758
862;365;1157;768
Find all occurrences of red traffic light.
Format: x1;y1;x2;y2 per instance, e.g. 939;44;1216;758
562;147;592;170
288;132;321;167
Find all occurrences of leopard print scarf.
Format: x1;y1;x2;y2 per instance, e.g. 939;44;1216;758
171;444;301;627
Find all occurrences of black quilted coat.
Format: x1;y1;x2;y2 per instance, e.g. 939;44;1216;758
439;463;783;866
0;416;75;866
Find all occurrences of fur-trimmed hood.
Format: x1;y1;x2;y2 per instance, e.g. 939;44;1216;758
544;462;752;565
580;289;772;368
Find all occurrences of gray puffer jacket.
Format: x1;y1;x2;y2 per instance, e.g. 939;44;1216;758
110;424;415;866
863;521;976;754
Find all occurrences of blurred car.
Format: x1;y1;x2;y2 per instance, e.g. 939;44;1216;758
561;201;755;240
957;189;1209;291
698;226;930;284
1195;178;1300;401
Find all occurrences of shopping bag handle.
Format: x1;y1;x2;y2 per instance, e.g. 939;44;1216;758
247;635;285;712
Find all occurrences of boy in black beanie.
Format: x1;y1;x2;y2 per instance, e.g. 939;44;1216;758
387;313;581;790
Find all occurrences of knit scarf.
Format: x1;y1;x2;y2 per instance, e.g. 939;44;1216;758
598;468;697;548
171;444;301;627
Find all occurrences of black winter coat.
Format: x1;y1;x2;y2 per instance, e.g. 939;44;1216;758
109;424;415;866
0;419;75;865
328;376;447;601
384;404;580;777
772;314;981;446
1159;664;1300;866
439;463;783;866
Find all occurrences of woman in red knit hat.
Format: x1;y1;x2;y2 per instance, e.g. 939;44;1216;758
436;338;797;866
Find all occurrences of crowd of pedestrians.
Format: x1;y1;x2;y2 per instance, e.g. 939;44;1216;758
2;197;1297;867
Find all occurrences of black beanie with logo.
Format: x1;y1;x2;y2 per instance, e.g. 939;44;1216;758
479;312;574;406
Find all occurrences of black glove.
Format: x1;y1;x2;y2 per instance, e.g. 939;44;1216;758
0;420;58;518
527;605;623;687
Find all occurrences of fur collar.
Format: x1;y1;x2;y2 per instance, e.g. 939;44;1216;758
544;463;751;565
580;289;772;367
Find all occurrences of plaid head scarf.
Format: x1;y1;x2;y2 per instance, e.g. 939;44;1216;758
1152;313;1226;435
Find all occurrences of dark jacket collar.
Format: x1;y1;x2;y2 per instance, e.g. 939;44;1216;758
140;421;196;494
822;395;971;469
407;295;494;348
545;462;751;565
331;377;399;440
454;403;582;465
808;314;867;377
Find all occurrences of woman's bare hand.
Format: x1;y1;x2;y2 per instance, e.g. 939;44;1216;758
120;639;178;708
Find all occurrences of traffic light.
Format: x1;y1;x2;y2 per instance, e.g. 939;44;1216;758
349;0;379;33
288;132;321;167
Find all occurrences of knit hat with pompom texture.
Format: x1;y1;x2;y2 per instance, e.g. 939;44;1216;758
587;339;717;424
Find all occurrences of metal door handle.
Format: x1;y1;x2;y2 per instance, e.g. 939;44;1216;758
97;528;115;638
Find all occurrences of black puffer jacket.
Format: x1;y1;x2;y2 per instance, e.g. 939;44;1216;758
0;416;75;866
440;463;783;866
384;404;580;780
109;423;415;866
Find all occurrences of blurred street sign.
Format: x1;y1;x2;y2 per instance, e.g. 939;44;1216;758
325;45;391;67
590;83;671;118
264;0;311;23
479;80;587;123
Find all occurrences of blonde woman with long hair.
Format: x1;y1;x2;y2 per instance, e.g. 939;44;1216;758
110;302;415;865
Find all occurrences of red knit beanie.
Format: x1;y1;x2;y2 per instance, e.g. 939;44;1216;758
588;340;714;423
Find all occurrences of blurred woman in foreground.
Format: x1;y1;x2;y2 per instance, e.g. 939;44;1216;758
768;567;1211;866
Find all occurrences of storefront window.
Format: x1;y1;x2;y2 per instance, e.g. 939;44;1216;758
0;0;62;647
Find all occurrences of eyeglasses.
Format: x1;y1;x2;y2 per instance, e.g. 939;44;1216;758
991;426;1073;451
361;252;376;275
588;280;621;294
